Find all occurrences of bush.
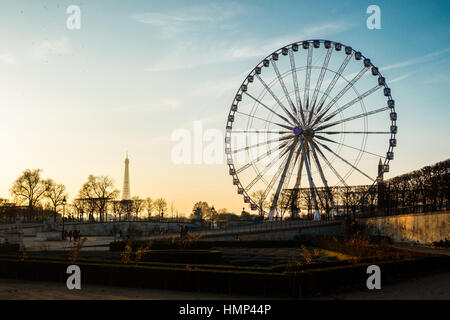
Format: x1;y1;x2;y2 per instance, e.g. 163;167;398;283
0;254;448;298
0;243;20;253
138;250;222;264
109;239;302;252
432;239;450;248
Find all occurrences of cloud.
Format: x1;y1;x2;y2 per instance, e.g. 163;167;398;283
389;72;415;84
114;98;182;114
380;47;450;72
145;21;354;72
191;74;245;98
0;52;16;65
132;3;247;38
30;37;71;61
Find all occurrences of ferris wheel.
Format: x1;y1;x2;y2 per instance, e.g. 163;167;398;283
225;40;397;220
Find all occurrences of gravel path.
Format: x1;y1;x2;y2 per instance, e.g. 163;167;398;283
322;270;450;300
1;270;449;300
0;278;258;300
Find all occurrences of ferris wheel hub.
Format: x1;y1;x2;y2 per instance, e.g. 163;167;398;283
293;126;302;135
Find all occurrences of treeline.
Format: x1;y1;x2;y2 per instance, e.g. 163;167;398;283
383;158;449;212
0;169;171;223
256;158;450;219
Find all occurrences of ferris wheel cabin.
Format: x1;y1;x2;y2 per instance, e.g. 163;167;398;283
390;138;397;147
390;125;398;134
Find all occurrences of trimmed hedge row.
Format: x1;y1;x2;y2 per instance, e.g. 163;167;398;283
0;254;448;298
0;258;291;297
138;250;222;264
109;239;302;251
0;243;20;253
0;252;275;273
287;255;450;297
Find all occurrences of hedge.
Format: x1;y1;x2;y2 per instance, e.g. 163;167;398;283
138;250;222;264
0;254;448;298
0;243;20;253
109;239;302;251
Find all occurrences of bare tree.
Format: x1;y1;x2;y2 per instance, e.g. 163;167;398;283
154;198;167;218
131;196;144;220
170;201;176;218
251;190;268;216
72;198;86;221
145;197;154;218
44;179;67;222
78;175;119;222
191;201;211;220
10;169;48;211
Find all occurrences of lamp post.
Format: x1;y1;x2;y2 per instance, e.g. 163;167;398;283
211;205;216;230
62;196;66;240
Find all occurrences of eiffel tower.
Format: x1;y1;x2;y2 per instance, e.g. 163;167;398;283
122;152;131;201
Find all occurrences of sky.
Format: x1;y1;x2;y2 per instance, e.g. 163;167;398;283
0;0;449;215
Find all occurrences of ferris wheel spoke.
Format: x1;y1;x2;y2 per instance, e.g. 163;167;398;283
314;135;385;158
315;54;352;115
244;91;294;126
293;151;304;188
314;67;369;123
255;74;299;125
245;142;289;192
315;106;389;131
289;50;305;124
299;135;320;220
261;145;293;203
235;110;293;130
311;140;348;187
245;143;292;191
318;85;382;124
232;134;293;154
231;130;292;134
268;137;298;218
304;46;313;111
321;131;390;135
315;140;374;181
274;146;300;217
273;145;300;218
236;140;290;174
310;142;337;215
308;48;333;125
271;60;298;117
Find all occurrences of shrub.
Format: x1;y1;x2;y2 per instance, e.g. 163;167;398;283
0;243;20;253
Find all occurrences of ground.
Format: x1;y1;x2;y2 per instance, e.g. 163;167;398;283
1;270;449;300
323;270;450;300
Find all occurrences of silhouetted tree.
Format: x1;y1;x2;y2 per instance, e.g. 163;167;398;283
251;190;268;216
44;179;67;222
10;169;48;212
154;198;167;218
191;201;211;220
131;196;144;220
145;197;154;218
78;175;119;222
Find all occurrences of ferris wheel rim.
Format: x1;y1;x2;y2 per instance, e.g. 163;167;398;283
225;39;397;217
